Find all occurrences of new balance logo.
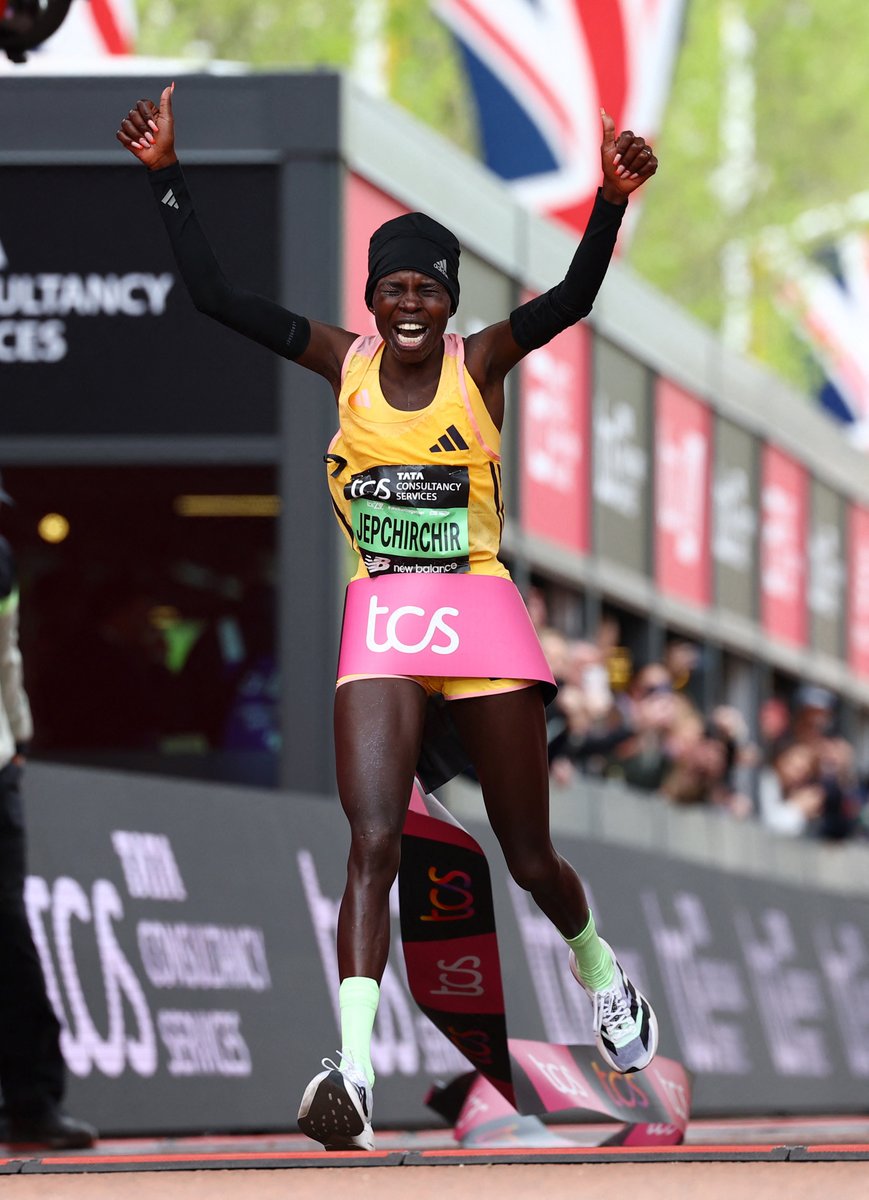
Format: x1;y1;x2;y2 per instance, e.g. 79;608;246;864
161;188;180;210
429;424;469;453
433;258;449;278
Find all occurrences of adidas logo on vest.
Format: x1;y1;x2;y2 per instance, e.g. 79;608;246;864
429;424;469;453
161;188;180;210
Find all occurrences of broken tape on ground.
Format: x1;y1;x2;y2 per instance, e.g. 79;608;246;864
399;780;691;1147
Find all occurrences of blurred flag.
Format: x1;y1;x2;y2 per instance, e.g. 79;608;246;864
432;0;685;237
774;233;869;451
22;0;135;57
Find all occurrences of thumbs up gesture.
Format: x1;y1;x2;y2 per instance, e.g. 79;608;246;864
600;108;658;202
116;83;178;171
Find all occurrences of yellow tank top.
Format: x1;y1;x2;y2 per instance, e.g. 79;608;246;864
326;333;508;581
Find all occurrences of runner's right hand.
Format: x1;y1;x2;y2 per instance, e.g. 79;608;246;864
116;83;177;171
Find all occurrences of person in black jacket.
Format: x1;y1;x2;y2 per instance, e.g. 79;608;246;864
0;474;96;1149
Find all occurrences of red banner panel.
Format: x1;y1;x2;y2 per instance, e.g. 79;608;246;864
344;174;407;333
848;504;869;678
654;379;712;606
519;319;591;553
760;445;808;647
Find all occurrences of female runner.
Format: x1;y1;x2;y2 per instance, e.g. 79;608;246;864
117;84;659;1151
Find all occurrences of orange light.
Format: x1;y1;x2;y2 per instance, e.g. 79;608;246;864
173;494;281;517
37;513;70;543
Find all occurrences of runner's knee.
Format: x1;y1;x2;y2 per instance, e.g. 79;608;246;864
348;823;402;885
502;842;561;895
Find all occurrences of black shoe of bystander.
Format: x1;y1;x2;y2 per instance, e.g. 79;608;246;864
1;1107;97;1150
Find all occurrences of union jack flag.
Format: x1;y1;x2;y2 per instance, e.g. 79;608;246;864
433;0;686;237
775;232;869;451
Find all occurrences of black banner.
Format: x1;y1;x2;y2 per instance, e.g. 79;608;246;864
20;763;869;1133
0;166;278;436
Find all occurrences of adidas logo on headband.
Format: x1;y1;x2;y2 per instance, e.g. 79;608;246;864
433;258;449;278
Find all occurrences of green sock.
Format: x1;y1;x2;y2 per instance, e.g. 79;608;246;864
339;976;379;1086
564;912;615;991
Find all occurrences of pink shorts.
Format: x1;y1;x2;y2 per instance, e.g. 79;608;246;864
336;574;555;704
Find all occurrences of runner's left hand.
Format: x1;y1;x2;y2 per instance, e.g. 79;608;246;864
600;109;658;202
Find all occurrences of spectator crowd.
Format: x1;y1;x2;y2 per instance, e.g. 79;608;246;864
530;592;868;844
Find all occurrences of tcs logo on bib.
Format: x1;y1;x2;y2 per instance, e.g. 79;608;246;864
365;595;460;655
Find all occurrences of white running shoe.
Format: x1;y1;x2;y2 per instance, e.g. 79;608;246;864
569;939;659;1074
297;1055;374;1151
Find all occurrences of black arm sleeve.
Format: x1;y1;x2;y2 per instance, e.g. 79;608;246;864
147;162;311;360
509;188;627;352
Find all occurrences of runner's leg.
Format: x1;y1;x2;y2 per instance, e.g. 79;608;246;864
448;685;589;936
449;685;658;1073
298;676;428;1148
334;676;429;980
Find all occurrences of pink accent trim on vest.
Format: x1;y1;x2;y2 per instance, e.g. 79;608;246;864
337;573;553;686
340;334;380;386
452;334;501;462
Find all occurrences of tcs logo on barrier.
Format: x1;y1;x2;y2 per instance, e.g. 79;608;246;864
365;594;460;655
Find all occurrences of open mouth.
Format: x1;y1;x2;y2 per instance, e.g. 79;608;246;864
394;322;427;349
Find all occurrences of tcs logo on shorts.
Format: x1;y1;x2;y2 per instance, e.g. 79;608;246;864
365;594;460;655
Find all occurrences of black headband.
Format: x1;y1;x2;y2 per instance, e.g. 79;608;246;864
365;211;461;314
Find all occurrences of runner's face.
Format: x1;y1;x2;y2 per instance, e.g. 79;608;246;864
372;271;451;362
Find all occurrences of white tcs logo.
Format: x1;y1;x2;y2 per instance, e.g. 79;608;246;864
365;595;460;655
349;477;391;500
26;875;157;1079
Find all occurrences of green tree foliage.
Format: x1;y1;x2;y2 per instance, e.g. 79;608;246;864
137;0;358;69
628;0;869;396
383;4;477;153
135;0;478;154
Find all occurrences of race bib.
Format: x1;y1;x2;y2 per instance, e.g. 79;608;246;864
346;464;470;575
